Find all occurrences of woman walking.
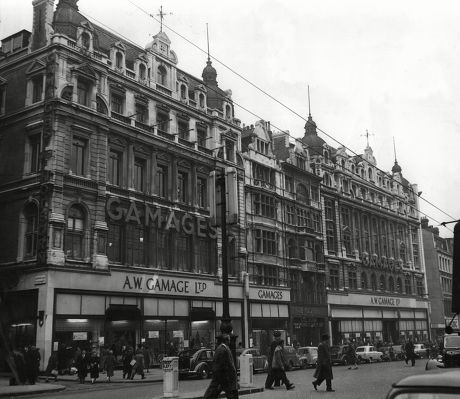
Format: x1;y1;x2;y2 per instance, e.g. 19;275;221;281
76;349;89;384
104;350;116;383
89;350;100;384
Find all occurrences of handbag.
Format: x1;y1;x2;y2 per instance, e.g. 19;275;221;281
51;369;58;377
313;365;320;379
130;359;136;366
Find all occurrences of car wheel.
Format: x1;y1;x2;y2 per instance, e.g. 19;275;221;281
300;360;308;370
368;357;373;363
199;365;209;379
357;356;363;364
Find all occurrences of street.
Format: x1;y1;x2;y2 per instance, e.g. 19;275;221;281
19;360;434;399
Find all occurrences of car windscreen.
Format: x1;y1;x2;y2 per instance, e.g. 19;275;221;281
445;335;460;348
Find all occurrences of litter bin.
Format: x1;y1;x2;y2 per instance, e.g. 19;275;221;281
162;356;179;398
239;353;253;388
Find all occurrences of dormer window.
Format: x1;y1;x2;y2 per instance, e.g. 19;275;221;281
157;66;167;86
139;64;147;81
180;84;187;100
199;93;205;108
81;32;90;50
115;52;123;69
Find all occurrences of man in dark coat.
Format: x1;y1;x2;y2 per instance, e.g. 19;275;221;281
203;334;238;399
264;330;282;389
312;334;335;392
76;349;89;384
405;339;416;366
271;340;294;390
24;346;40;385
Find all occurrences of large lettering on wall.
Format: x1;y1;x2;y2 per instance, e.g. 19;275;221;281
106;197;217;238
122;274;209;295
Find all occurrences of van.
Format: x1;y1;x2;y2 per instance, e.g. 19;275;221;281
442;334;460;368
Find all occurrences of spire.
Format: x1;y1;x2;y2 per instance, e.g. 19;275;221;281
361;129;374;148
392;137;402;173
156;5;172;33
202;23;217;86
304;85;317;136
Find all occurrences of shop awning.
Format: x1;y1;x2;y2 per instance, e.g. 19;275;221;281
105;305;141;321
190;307;215;321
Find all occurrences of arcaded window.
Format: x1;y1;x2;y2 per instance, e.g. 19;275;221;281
23;202;39;258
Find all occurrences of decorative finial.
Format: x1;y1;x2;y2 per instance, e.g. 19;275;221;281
361;129;374;147
393;136;397;162
206;23;210;62
307;85;311;117
156;5;172;32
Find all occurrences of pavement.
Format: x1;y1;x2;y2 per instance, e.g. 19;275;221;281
0;369;264;398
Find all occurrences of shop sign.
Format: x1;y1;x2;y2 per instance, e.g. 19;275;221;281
106;197;217;238
73;332;88;341
370;296;401;306
122;274;209;295
173;330;184;338
148;331;159;339
249;287;290;302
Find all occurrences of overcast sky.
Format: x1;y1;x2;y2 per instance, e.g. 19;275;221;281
1;0;459;238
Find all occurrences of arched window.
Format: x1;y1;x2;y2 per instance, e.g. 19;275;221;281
324;173;332;187
96;96;108;115
81;32;90;49
65;205;85;259
225;104;232;120
399;242;406;263
199;93;205;108
389;276;395;292
379;274;386;291
115;51;123;69
157;66;167;86
139;63;147;80
351;164;355;174
405;276;412;294
324;151;329;164
24;202;39;258
180;84;187;99
368;167;373;180
396;277;402;293
361;272;368;290
370;273;377;290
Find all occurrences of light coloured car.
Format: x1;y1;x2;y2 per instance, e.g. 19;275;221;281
413;343;428;358
355;345;384;363
297;346;318;369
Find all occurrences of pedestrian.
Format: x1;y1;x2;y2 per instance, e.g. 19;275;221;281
271;340;294;390
122;347;133;379
45;351;59;382
405;339;416;366
104;349;116;382
89;350;100;384
24;345;40;385
389;344;395;361
265;330;282;389
75;349;89;384
203;333;238;399
142;345;151;373
131;346;145;380
346;341;358;370
312;334;335;392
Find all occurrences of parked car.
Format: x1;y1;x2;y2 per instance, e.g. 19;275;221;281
178;348;214;379
355;345;384;363
385;369;460;399
414;343;428;359
297;346;318;369
391;345;405;360
236;348;268;373
379;346;392;361
330;345;348;365
442;334;460;368
283;345;302;370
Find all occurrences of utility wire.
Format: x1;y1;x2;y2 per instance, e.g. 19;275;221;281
80;4;454;232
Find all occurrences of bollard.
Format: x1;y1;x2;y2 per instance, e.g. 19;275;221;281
162;356;179;398
239;353;253;388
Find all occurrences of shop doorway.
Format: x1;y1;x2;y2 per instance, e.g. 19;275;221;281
383;320;398;343
190;308;215;350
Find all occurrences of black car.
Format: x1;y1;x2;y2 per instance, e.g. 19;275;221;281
178;348;214;379
442;334;460;368
330;345;348;365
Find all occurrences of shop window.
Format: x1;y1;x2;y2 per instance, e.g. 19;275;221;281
65;205;85;259
32;75;43;103
134;158;146;192
110;92;124;114
70;137;88;176
156;164;168;198
157;65;167;86
23;202;38;258
176;171;188;203
361;272;368;290
196;177;207;208
108;150;122;186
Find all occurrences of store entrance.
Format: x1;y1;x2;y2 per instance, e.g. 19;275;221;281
105;305;141;361
383;320;398;343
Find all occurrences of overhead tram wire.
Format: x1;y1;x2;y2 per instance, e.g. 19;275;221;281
80;3;455;232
